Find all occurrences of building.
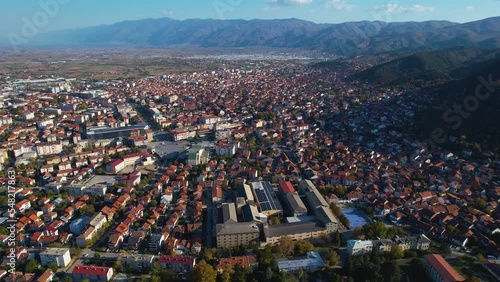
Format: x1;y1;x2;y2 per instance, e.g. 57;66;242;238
88;212;107;231
72;265;114;282
423;254;464;282
35;142;63;156
222;203;238;224
86;123;149;140
216;256;258;273
251;181;283;217
76;227;96;248
39;248;71;267
187;146;209;166
149;233;166;252
264;221;328;245
69;218;88;235
277;252;325;274
159;255;196;273
347;240;374;256
117;254;155;270
284;192;308;217
35;269;54;282
216;222;260;248
298;180;338;233
347;235;431;256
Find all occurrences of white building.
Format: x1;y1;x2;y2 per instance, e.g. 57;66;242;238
277;252;325;274
40;248;71;267
347;240;373;256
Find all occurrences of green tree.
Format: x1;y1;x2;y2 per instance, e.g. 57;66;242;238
190;260;217;282
24;259;38;273
327;251;340;267
275;236;295;257
48;262;59;273
219;264;235;282
113;261;122;272
473;198;486;210
387;245;404;260
294;241;314;256
159;269;176;281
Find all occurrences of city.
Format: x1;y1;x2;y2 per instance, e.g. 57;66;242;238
0;1;499;282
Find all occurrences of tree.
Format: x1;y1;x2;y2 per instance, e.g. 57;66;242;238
48;262;59;273
464;278;481;282
476;253;485;264
70;248;82;257
473;198;486;210
94;252;101;259
190;260;217;282
387;245;404;260
275;236;295;257
219;264;235;282
63;277;73;282
113;261;122;272
294;241;314;256
24;259;38;273
327;251;340;267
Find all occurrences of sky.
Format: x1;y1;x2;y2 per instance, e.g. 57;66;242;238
0;0;498;37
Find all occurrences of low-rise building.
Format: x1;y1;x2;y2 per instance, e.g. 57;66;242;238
423;254;464;282
277;252;325;274
72;265;114;282
40;248;71;267
118;254;155;270
159;255;196;273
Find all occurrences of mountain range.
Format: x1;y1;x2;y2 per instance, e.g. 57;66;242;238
12;16;500;56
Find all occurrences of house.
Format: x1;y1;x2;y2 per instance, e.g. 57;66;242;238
118;254;155;271
72;265;114;282
216;255;258;273
159;255;196;273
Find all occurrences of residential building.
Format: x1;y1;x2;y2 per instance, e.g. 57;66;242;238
72;265;114;282
40;248;71;267
159;255;196;273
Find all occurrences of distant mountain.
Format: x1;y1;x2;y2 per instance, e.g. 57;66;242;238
355;47;500;85
18;17;500;56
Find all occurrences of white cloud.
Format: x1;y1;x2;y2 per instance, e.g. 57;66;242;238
161;10;174;16
324;0;354;11
372;4;435;14
267;0;313;6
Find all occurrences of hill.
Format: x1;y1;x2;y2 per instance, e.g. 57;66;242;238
354;47;500;86
414;61;500;151
13;17;500;56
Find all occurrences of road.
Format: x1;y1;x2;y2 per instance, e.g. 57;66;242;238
205;189;217;248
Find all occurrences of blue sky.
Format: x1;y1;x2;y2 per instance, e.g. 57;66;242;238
0;0;498;36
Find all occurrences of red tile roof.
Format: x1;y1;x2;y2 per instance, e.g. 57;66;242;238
424;254;464;282
159;255;195;265
72;265;111;276
279;181;295;194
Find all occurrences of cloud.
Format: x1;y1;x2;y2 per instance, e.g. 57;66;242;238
372;4;435;14
266;0;313;6
455;6;474;12
161;10;174;16
324;0;354;11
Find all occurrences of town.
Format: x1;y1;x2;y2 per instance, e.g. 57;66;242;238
0;57;498;282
